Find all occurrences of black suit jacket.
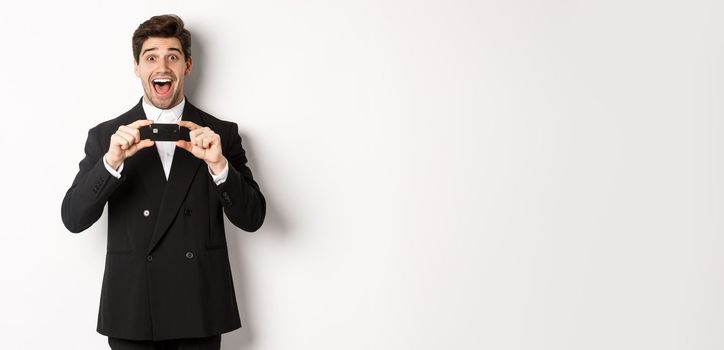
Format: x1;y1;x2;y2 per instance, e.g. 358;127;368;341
61;98;266;341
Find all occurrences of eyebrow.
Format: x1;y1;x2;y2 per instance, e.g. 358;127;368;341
142;47;183;56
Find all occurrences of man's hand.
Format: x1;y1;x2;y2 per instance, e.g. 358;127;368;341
105;119;155;170
176;121;227;174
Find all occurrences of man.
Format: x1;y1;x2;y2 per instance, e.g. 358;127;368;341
61;14;266;349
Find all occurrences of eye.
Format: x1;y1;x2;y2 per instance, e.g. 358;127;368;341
146;56;156;62
169;55;178;61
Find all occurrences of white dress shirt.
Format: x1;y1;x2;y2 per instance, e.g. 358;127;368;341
103;98;229;185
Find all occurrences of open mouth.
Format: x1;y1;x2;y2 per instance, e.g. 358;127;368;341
152;78;173;97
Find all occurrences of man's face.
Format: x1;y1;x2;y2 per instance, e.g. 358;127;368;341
134;37;192;109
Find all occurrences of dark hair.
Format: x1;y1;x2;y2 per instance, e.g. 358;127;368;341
132;14;191;63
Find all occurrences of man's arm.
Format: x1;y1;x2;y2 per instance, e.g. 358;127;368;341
213;123;266;231
61;127;125;233
176;120;266;232
61;119;155;233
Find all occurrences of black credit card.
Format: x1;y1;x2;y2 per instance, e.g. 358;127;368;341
140;124;191;142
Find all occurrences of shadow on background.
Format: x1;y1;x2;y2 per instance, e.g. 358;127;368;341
184;27;204;102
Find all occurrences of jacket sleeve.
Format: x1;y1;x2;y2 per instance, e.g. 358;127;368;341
211;122;266;232
61;127;126;233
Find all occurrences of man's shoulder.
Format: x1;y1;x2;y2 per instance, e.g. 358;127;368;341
190;103;239;131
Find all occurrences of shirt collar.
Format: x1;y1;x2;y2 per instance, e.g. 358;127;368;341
141;97;185;122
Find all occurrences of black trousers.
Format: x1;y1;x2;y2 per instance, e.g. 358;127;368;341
108;335;221;350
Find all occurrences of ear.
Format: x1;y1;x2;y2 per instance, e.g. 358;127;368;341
185;57;193;76
133;58;140;77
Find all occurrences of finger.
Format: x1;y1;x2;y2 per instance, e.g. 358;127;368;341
177;120;201;130
177;140;205;159
206;133;220;148
200;135;210;149
126;139;155;157
191;131;205;147
197;128;214;142
136;139;155;150
116;130;136;147
111;134;132;151
129;119;154;129
201;135;216;149
189;128;206;141
176;140;193;152
118;125;141;144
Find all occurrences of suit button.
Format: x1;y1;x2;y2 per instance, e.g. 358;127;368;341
146;255;153;262
184;209;192;216
185;251;194;259
143;210;150;217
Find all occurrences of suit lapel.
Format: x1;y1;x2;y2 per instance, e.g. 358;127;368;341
146;100;204;254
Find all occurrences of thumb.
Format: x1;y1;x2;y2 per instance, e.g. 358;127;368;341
126;139;154;156
138;139;155;149
176;140;193;152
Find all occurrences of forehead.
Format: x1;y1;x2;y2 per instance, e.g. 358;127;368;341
140;37;183;53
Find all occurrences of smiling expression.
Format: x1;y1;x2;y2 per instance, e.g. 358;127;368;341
134;37;192;109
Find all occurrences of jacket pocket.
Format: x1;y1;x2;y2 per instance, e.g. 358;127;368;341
202;205;227;249
206;228;228;250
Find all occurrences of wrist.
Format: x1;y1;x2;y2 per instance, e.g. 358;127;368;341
208;157;227;175
104;153;123;171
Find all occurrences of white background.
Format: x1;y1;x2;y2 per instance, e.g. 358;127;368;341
1;0;723;349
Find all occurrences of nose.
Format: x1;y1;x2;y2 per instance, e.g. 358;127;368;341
157;58;171;72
